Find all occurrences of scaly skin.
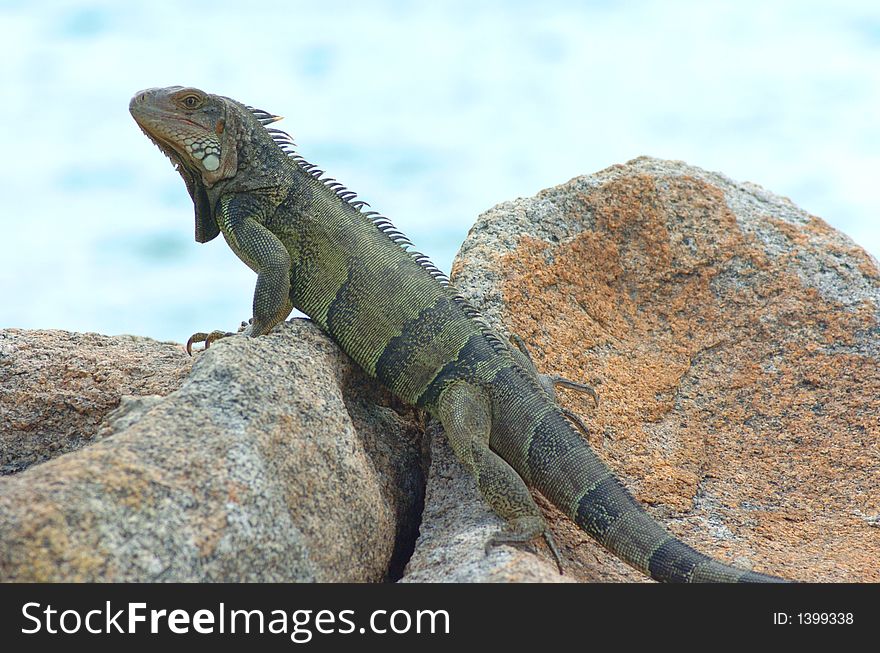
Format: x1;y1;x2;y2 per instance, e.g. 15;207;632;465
130;86;787;582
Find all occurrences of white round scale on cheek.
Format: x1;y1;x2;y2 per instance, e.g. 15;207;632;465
202;153;220;171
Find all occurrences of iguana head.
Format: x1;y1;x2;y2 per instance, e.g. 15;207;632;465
130;86;256;242
129;86;241;182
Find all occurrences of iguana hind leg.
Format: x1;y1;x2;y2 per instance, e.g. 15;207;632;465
436;380;562;572
509;334;598;405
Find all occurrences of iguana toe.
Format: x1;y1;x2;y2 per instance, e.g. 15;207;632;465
185;330;234;356
485;517;564;574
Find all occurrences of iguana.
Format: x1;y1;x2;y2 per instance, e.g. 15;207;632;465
130;85;787;582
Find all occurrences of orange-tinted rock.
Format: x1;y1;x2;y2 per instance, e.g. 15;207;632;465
452;157;879;582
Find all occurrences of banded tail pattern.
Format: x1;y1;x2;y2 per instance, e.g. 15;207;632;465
490;367;785;582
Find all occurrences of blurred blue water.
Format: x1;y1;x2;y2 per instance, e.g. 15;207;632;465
0;0;877;341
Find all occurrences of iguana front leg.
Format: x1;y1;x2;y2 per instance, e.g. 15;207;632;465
187;195;294;354
436;380;563;572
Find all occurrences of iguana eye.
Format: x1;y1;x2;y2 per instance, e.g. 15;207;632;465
181;94;203;109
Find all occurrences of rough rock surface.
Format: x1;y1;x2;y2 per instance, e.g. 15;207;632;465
0;320;424;582
0;330;192;474
446;156;879;582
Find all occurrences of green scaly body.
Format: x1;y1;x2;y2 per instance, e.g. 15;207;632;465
130;86;786;582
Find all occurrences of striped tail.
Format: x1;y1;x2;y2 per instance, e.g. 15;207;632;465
521;408;787;582
571;469;786;582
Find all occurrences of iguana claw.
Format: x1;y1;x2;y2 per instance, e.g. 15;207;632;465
185;330;234;356
508;334;600;408
548;375;600;408
485;521;565;574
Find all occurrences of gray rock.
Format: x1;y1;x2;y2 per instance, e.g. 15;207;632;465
0;320;424;582
0;329;192;474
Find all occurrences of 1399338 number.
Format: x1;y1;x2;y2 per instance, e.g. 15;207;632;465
797;613;854;625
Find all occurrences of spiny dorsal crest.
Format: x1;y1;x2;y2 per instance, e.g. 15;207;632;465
245;103;502;337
